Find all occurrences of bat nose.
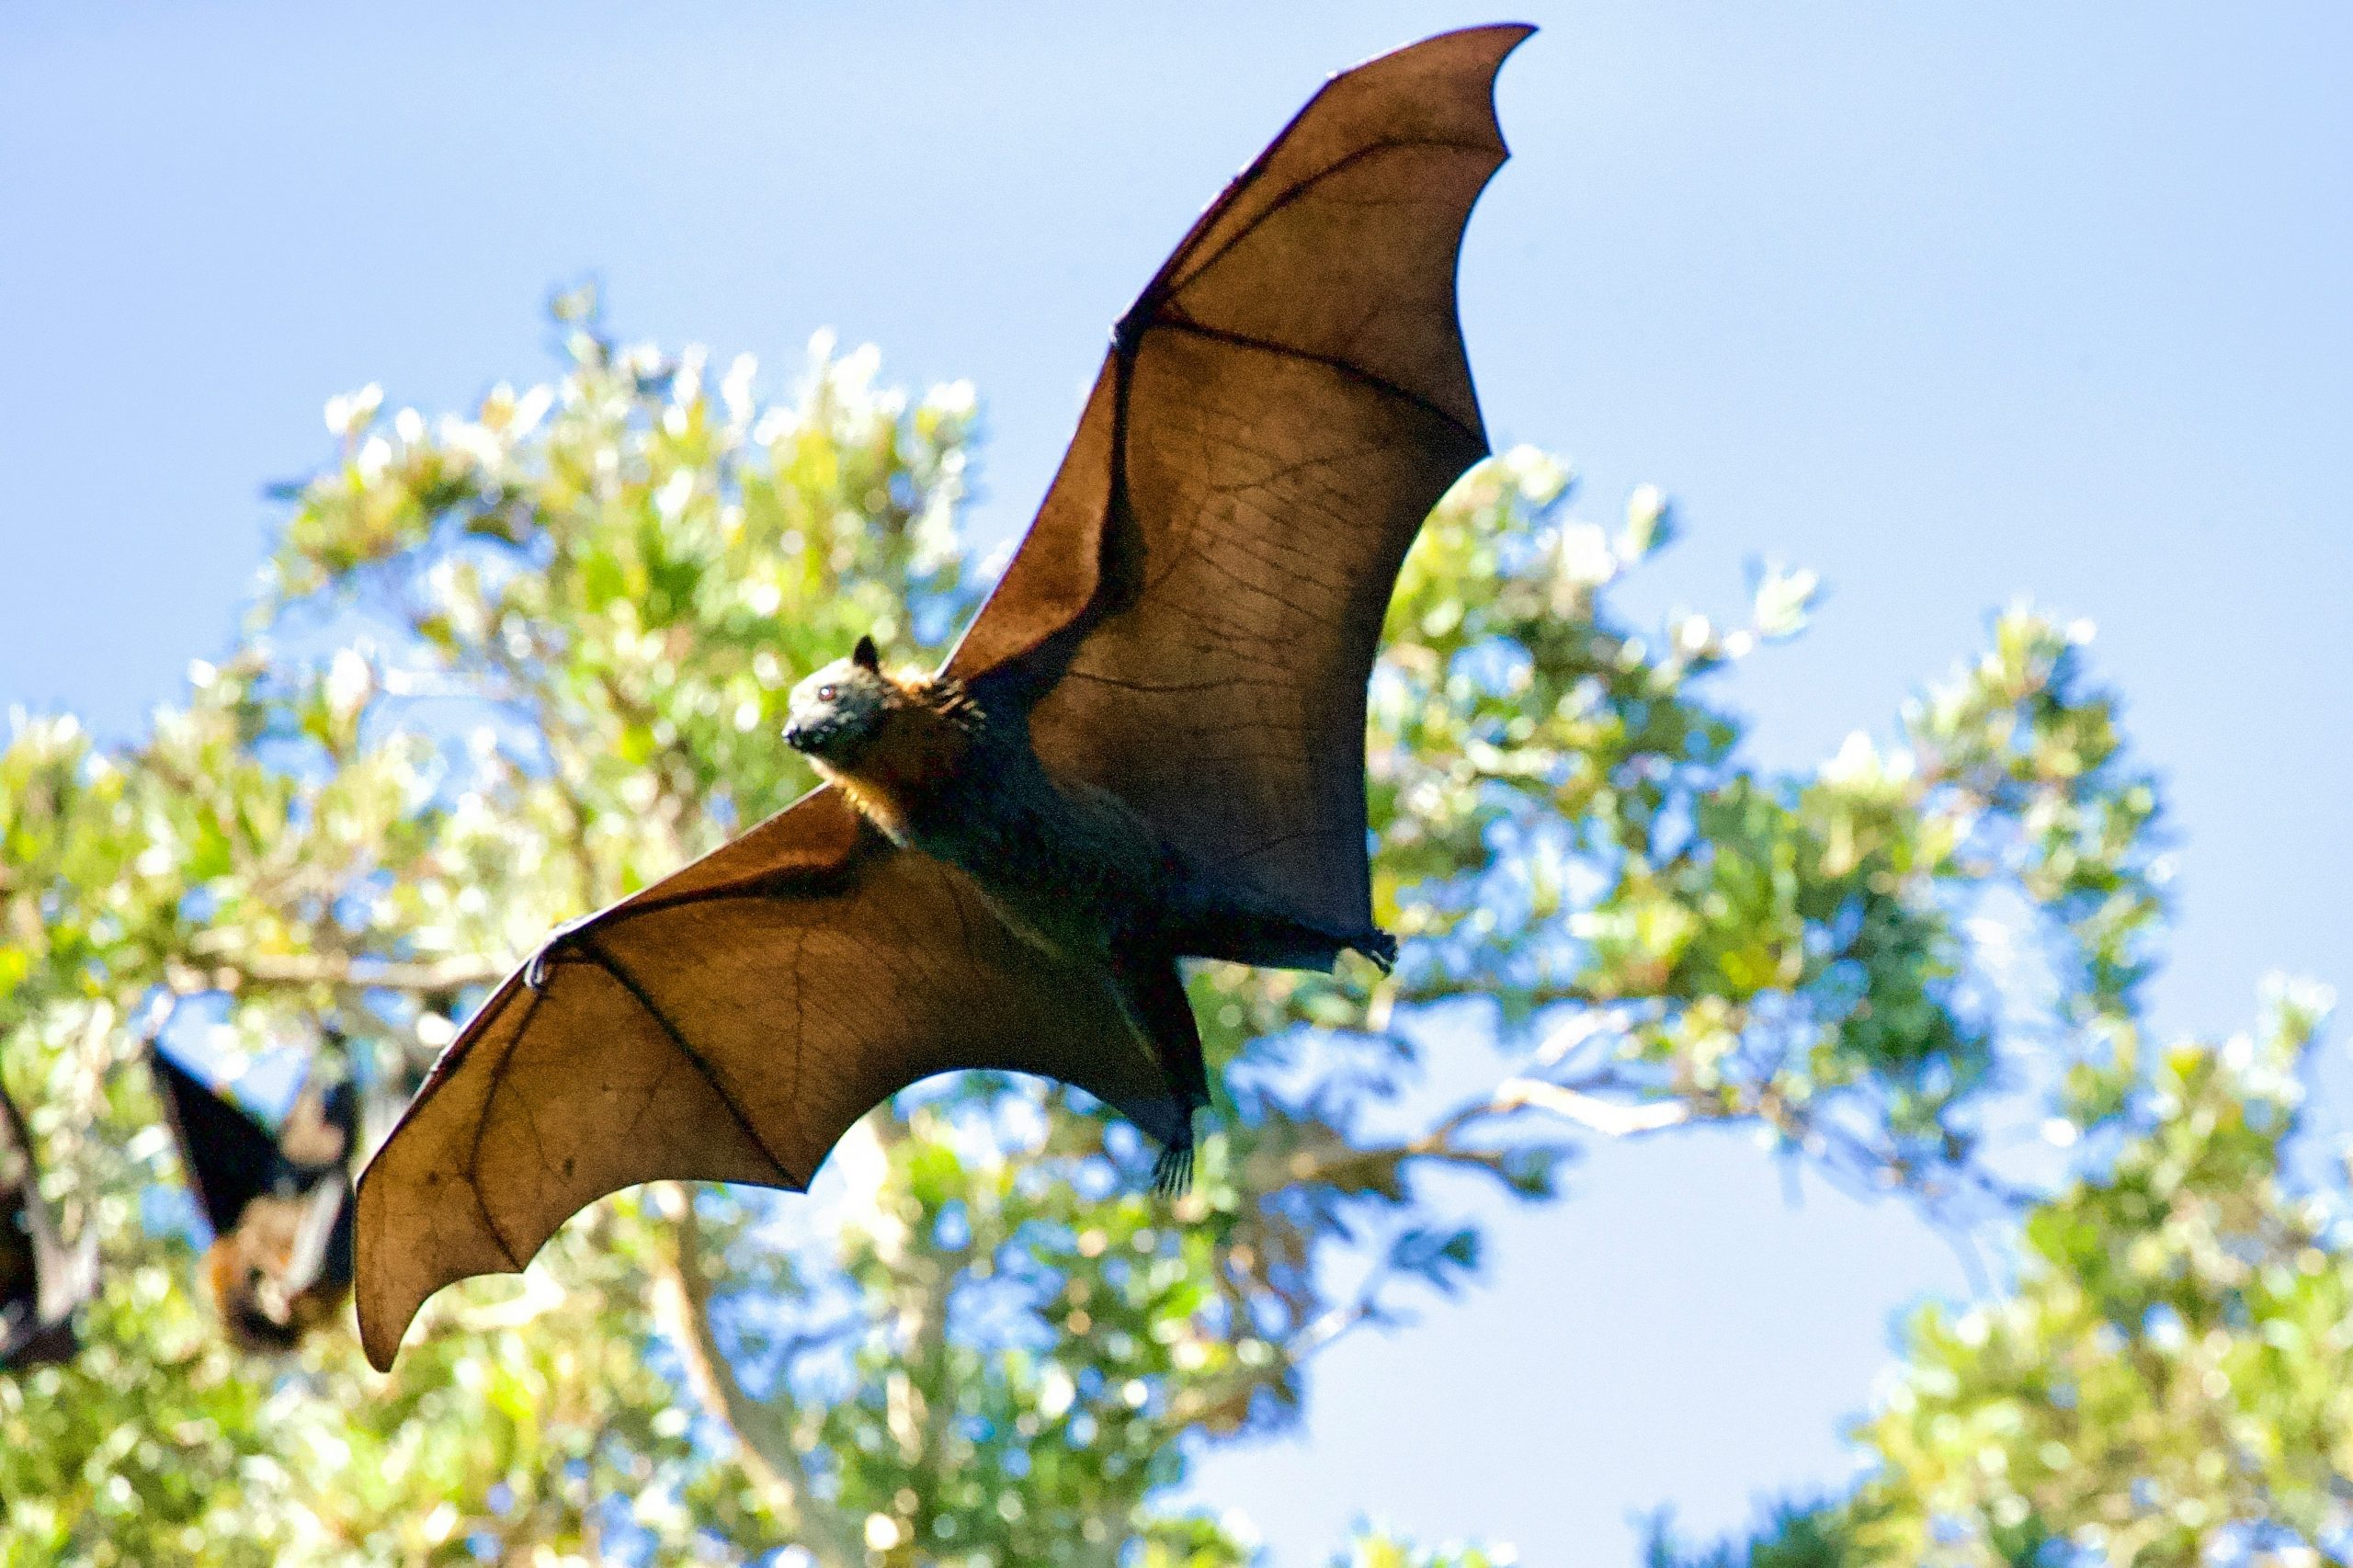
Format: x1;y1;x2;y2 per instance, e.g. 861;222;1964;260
783;722;809;750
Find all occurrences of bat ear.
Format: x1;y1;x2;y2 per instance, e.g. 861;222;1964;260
852;634;881;673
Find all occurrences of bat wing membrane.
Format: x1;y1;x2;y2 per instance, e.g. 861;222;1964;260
356;786;1175;1370
278;1074;359;1303
946;24;1528;939
148;1045;286;1239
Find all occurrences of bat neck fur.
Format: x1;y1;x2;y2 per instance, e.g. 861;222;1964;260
813;673;987;843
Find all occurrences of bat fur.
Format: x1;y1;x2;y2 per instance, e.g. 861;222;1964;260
204;1190;352;1353
783;634;1395;1188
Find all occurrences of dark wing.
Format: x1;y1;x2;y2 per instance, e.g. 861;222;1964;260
356;787;1176;1370
148;1044;283;1239
945;24;1529;943
279;1072;358;1301
0;1086;40;1336
0;1082;97;1369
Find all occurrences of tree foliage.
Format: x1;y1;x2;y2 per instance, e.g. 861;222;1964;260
0;295;2334;1564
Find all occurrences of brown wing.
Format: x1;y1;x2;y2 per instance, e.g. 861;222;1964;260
945;24;1529;938
355;787;1174;1370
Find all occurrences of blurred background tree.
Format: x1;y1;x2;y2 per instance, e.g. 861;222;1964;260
0;295;2338;1565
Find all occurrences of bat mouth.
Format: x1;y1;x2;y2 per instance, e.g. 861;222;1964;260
783;717;858;760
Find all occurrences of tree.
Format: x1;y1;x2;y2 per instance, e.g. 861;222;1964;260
1653;972;2350;1568
0;291;2248;1564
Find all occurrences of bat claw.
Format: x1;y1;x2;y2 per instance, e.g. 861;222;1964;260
525;915;597;990
1355;929;1399;974
1109;305;1149;357
1151;1139;1195;1199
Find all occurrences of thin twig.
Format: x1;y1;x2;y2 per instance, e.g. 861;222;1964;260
645;1183;863;1568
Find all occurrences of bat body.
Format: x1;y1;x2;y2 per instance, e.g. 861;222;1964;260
782;637;1396;1188
149;1045;357;1352
358;23;1531;1370
0;1084;97;1369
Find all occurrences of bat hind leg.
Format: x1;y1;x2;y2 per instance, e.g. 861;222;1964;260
1165;882;1397;975
1108;952;1207;1198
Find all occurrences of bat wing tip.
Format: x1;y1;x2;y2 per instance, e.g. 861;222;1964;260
1354;21;1537;79
352;1162;469;1374
354;1258;425;1372
1411;21;1538;55
360;1325;402;1374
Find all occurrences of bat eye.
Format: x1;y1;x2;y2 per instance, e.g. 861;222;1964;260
817;685;836;702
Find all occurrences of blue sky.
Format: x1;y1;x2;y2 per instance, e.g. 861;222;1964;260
5;3;2347;1559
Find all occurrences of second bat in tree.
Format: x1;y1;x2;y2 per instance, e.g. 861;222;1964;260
149;1042;358;1352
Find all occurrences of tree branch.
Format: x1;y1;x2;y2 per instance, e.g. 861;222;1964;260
1493;1076;1690;1137
173;948;510;994
645;1183;863;1568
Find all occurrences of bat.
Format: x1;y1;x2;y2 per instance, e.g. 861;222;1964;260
148;1043;358;1352
356;22;1531;1372
0;1081;98;1370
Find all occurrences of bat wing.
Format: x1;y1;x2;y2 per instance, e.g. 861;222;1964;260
279;1072;358;1302
148;1043;284;1239
281;1175;354;1306
0;1083;97;1369
358;26;1525;1369
945;24;1529;944
356;786;1175;1370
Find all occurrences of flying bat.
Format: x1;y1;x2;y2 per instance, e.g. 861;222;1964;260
148;1043;358;1352
0;1081;98;1370
356;22;1531;1372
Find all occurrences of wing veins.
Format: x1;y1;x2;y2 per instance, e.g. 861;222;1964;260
1159;136;1499;304
1150;315;1483;447
579;935;801;1187
463;983;541;1269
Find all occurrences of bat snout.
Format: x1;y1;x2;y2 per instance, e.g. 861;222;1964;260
785;714;859;759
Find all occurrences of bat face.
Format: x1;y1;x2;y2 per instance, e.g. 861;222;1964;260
783;637;892;766
205;1190;352;1353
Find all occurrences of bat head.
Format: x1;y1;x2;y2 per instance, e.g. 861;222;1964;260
783;634;893;766
205;1189;351;1353
207;1217;303;1352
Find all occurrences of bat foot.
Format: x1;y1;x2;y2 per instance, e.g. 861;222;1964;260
1150;1138;1195;1199
1166;897;1398;976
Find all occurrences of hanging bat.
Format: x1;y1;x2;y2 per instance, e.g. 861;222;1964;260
356;22;1531;1372
148;1043;358;1352
0;1081;98;1370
